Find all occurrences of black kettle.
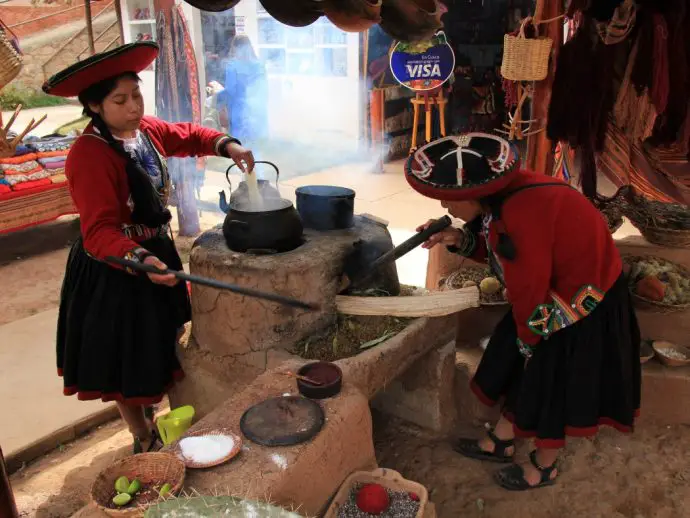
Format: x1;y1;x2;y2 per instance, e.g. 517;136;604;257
218;161;282;214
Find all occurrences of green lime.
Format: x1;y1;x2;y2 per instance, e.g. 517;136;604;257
112;492;132;506
114;476;130;494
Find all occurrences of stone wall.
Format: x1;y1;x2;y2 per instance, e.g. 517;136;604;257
13;13;121;90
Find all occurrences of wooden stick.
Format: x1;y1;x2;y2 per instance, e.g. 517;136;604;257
11;119;35;147
3;105;21;134
280;371;324;386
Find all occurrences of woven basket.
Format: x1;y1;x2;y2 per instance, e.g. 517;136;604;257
623;255;690;314
501;17;552;82
0;19;22;90
632;223;690;249
90;453;185;517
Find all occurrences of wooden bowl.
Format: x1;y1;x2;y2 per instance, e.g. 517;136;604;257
90;453;185;517
297;361;343;399
172;428;242;469
651;341;690;367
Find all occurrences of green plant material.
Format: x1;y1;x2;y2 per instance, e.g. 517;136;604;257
0;85;70;111
113;492;132;507
159;483;173;497
144;496;306;517
115;476;130;494
359;331;396;350
127;478;142;495
332;334;338;355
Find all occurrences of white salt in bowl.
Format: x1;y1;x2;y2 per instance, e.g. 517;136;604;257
172;428;242;469
652;341;690;368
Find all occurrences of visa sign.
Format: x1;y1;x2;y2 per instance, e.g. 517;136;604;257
389;32;455;92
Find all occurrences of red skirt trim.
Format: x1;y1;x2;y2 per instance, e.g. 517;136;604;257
58;369;184;406
501;409;640;449
471;378;640;449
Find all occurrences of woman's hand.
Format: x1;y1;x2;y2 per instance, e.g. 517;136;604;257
224;141;255;174
143;256;179;287
417;220;464;249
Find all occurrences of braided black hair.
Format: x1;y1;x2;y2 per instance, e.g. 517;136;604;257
78;72;171;228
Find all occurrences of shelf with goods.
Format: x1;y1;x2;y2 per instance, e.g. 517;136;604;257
0;99;77;235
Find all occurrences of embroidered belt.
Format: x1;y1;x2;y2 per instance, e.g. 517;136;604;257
527;284;605;339
122;223;170;240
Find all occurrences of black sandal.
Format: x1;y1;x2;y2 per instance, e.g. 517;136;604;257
494;450;558;491
454;428;515;463
132;430;163;455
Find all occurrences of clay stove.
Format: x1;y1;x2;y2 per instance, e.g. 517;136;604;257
168;215;400;418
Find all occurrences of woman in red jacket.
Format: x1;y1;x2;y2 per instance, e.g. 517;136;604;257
408;133;641;491
44;42;254;453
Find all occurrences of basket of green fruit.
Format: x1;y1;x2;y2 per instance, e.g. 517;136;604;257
623;255;690;313
442;266;508;306
90;452;185;517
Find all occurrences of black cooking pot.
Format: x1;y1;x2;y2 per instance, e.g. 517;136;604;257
222;198;304;253
295;185;355;231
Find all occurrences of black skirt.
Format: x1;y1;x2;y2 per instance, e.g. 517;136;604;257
56;235;191;406
471;273;641;449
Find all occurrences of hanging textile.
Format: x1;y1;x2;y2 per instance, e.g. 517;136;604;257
156;6;204;235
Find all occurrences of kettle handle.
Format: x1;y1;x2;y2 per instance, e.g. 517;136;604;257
226;161;280;189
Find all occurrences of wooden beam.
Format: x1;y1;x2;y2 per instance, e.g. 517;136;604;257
84;0;96;55
114;0;125;44
526;0;563;174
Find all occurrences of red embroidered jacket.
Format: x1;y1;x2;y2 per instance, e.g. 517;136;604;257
65;116;228;265
459;170;622;347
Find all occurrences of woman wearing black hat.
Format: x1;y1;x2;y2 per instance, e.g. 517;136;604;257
409;133;641;491
44;42;254;453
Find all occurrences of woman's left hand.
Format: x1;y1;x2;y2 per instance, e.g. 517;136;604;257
225;142;255;173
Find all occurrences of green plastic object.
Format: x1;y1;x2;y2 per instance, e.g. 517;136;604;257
156;406;195;445
144;496;305;517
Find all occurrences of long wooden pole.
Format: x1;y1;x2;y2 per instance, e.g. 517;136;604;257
525;0;563;174
114;0;125;44
84;0;96;55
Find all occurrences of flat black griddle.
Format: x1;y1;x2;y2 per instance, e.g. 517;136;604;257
239;396;325;447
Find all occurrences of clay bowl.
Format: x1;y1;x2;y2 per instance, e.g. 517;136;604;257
182;0;240;13
259;0;325;27
379;0;443;42
297;361;343;399
325;0;382;33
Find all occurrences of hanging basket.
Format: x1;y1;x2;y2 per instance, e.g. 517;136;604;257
0;19;22;90
501;17;552;82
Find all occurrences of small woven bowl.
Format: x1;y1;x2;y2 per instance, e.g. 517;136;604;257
90;452;185;517
652;341;690;368
172;428;243;469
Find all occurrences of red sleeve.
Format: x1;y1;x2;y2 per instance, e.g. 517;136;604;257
66;139;142;264
499;207;554;347
142;116;227;158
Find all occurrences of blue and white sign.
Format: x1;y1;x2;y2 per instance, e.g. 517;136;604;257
389;32;456;92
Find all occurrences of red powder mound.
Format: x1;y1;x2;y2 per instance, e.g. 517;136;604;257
356;483;390;515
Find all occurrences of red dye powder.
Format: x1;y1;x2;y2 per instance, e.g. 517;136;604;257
356;483;390;515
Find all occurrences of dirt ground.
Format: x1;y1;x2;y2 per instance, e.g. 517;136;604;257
373;412;690;518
